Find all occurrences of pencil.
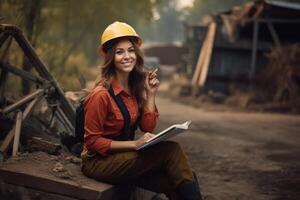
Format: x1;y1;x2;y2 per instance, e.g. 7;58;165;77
149;68;158;78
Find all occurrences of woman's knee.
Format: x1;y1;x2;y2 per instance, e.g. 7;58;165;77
161;141;182;152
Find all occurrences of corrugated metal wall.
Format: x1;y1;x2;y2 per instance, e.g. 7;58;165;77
187;22;270;93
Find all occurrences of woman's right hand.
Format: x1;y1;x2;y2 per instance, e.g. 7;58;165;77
134;132;155;149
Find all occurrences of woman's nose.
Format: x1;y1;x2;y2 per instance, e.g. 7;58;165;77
123;50;130;58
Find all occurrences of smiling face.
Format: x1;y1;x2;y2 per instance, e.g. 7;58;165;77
114;39;137;75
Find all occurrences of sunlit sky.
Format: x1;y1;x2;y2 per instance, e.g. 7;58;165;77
177;0;194;9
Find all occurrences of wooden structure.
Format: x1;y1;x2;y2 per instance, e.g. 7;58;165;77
187;0;300;94
0;24;75;160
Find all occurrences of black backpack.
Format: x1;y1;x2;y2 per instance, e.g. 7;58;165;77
61;86;141;156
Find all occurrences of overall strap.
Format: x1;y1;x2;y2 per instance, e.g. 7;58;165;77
108;86;133;140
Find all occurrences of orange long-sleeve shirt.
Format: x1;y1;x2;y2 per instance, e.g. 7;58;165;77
83;80;159;156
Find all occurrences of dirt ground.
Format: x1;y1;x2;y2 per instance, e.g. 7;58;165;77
1;85;299;200
155;94;300;200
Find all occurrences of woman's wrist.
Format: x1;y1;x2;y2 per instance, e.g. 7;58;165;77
147;93;156;100
131;141;138;150
146;91;156;98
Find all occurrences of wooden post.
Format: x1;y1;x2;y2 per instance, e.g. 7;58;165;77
12;111;23;157
197;22;217;87
191;27;209;86
0;95;42;158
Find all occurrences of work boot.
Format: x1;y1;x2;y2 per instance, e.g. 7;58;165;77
177;181;203;200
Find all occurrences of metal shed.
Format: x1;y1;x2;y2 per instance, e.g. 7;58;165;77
187;0;300;94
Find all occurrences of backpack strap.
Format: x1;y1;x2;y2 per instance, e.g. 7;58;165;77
131;107;143;133
108;86;134;141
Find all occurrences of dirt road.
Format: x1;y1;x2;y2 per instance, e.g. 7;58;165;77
155;96;300;200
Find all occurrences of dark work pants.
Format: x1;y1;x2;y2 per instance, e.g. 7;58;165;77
81;141;194;199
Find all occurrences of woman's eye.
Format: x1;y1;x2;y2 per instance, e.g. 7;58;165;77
128;48;135;52
115;51;123;55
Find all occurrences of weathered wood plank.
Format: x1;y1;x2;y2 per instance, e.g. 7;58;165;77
198;22;217;87
0;61;46;84
0;181;78;200
12;111;22;157
0;169;104;200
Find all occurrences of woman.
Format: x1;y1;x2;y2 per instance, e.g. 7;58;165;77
81;21;202;200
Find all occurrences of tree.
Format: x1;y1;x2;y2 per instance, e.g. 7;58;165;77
0;0;159;91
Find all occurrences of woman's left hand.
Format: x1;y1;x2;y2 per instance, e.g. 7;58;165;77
145;69;160;96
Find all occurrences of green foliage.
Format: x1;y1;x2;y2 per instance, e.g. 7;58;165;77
0;0;157;91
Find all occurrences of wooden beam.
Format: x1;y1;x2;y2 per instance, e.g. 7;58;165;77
0;61;46;85
0;35;12;61
0;24;75;127
1;89;44;115
11;26;75;125
191;28;209;86
198;22;217;87
0;33;9;48
12;111;23;157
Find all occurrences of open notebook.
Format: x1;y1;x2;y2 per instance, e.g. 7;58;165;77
137;120;191;150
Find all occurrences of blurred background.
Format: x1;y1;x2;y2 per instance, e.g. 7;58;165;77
1;0;300;113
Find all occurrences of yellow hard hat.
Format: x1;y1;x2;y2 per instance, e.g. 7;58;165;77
99;21;142;57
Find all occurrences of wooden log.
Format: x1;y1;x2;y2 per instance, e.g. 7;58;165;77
28;137;61;155
12;111;22;157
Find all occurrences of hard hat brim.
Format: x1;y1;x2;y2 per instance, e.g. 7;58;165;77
98;36;142;57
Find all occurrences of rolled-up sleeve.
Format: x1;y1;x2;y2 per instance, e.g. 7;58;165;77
84;90;112;156
139;105;159;133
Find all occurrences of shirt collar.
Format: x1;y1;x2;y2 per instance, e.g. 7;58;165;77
111;79;124;96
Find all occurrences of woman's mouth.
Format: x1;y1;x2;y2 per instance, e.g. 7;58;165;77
121;61;133;67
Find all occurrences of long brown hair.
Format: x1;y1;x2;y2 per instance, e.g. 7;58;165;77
96;37;146;110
